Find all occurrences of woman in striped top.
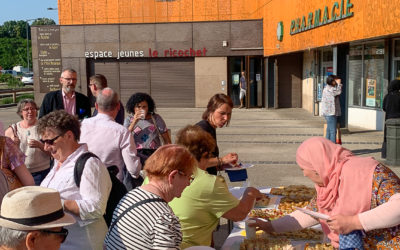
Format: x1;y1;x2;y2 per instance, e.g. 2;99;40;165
104;144;197;250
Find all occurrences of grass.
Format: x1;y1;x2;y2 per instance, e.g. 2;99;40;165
0;93;34;105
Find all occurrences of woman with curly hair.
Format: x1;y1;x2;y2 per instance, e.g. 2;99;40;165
124;92;171;165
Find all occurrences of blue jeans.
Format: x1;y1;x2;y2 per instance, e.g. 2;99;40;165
32;168;50;185
325;115;337;144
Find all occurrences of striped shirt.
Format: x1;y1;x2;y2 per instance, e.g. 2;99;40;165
104;188;182;250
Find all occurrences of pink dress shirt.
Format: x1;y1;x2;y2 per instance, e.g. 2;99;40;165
80;113;142;181
62;90;76;116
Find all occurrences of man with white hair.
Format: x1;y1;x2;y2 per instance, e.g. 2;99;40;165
80;87;142;183
0;186;75;250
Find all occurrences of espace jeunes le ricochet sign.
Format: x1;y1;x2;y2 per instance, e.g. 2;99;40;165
290;0;354;35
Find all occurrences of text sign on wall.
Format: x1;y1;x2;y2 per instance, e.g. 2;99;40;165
290;0;354;35
37;26;62;93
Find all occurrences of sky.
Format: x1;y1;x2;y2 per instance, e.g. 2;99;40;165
0;0;59;25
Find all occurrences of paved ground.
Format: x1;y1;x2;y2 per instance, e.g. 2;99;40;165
0;106;393;249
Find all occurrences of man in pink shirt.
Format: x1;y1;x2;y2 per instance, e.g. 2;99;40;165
80;87;142;185
39;69;91;120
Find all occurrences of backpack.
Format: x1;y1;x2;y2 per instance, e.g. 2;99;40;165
74;152;127;227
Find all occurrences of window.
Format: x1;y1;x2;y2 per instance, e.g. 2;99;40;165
348;41;385;109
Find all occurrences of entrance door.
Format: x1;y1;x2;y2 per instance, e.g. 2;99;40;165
248;56;263;108
228;56;263;108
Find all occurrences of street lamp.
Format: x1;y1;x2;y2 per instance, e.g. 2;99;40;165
25;19;35;73
47;7;58;10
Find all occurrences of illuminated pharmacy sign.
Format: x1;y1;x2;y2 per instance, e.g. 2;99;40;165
290;0;354;35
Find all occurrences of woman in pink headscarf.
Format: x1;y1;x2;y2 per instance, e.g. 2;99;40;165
251;137;400;248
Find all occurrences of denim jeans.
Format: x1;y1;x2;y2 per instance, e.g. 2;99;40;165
325;115;337;143
31;168;50;185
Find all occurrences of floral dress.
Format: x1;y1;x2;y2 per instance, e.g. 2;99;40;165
308;164;400;249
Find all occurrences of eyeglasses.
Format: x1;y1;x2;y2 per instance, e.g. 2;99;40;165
62;77;77;81
178;171;195;183
40;227;69;243
22;107;36;112
40;133;64;146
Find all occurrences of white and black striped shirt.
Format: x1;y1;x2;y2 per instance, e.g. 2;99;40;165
104;188;182;250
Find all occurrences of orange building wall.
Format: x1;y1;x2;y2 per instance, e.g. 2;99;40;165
262;0;400;56
58;0;400;56
58;0;263;24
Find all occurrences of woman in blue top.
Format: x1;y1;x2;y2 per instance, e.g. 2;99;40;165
321;75;342;144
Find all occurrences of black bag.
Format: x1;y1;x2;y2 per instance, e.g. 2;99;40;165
74;152;127;227
122;167;144;191
137;148;157;166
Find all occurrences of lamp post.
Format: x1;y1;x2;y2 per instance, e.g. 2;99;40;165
47;7;58;10
25;19;35;73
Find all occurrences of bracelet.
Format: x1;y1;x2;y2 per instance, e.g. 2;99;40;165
217;157;222;171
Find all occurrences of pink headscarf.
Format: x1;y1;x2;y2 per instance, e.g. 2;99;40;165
296;137;379;246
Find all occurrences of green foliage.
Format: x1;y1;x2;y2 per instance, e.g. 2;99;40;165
0;73;23;88
32;18;56;26
0;93;34;105
0;37;30;69
0;20;28;39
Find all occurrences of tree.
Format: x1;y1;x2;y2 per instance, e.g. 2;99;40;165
32;18;56;26
0;20;28;38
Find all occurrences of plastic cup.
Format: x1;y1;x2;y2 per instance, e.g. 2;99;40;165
245;219;256;239
140;110;146;119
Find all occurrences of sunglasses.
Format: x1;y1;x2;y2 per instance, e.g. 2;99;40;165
40;227;69;243
40;133;64;146
178;170;195;183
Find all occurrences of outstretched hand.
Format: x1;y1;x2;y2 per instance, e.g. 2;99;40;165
327;214;363;234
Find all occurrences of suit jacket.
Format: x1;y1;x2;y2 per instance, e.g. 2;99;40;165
39;90;91;120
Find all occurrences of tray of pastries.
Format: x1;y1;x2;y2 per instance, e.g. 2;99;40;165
270;185;316;202
249;209;289;220
240;237;293;250
278;197;310;213
267;228;323;241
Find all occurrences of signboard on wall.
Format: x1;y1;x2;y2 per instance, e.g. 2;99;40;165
37;27;62;93
366;79;376;107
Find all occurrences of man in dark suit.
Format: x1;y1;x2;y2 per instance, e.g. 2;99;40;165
39;68;91;120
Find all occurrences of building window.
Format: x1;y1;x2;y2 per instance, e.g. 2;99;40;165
393;39;400;80
348;41;385;109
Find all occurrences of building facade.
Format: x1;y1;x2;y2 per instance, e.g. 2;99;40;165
32;0;400;130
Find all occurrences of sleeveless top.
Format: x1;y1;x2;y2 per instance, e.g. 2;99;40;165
15;122;50;173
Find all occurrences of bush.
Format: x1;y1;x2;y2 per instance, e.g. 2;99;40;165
0;74;23;88
0;93;34;105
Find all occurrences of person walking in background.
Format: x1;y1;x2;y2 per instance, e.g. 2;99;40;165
88;74;125;125
321;75;342;144
38;110;111;250
381;79;400;158
5;99;51;185
39;68;91;120
196;93;239;175
239;71;247;108
124;92;171;165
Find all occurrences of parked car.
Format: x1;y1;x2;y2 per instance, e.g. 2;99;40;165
0;70;18;77
21;73;33;85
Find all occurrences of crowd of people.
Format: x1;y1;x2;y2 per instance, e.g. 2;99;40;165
1;68;400;249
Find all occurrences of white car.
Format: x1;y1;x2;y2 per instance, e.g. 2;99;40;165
21;73;34;85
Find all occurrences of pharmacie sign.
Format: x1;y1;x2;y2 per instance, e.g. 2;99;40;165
290;0;354;35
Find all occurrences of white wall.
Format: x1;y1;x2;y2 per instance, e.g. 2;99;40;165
348;107;384;130
302;51;315;113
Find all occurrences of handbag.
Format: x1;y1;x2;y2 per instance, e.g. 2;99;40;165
0;137;23;204
151;115;166;146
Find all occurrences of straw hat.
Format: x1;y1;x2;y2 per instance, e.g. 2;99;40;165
0;186;75;230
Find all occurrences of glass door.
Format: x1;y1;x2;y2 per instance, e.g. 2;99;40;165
228;57;245;107
248;56;263;108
